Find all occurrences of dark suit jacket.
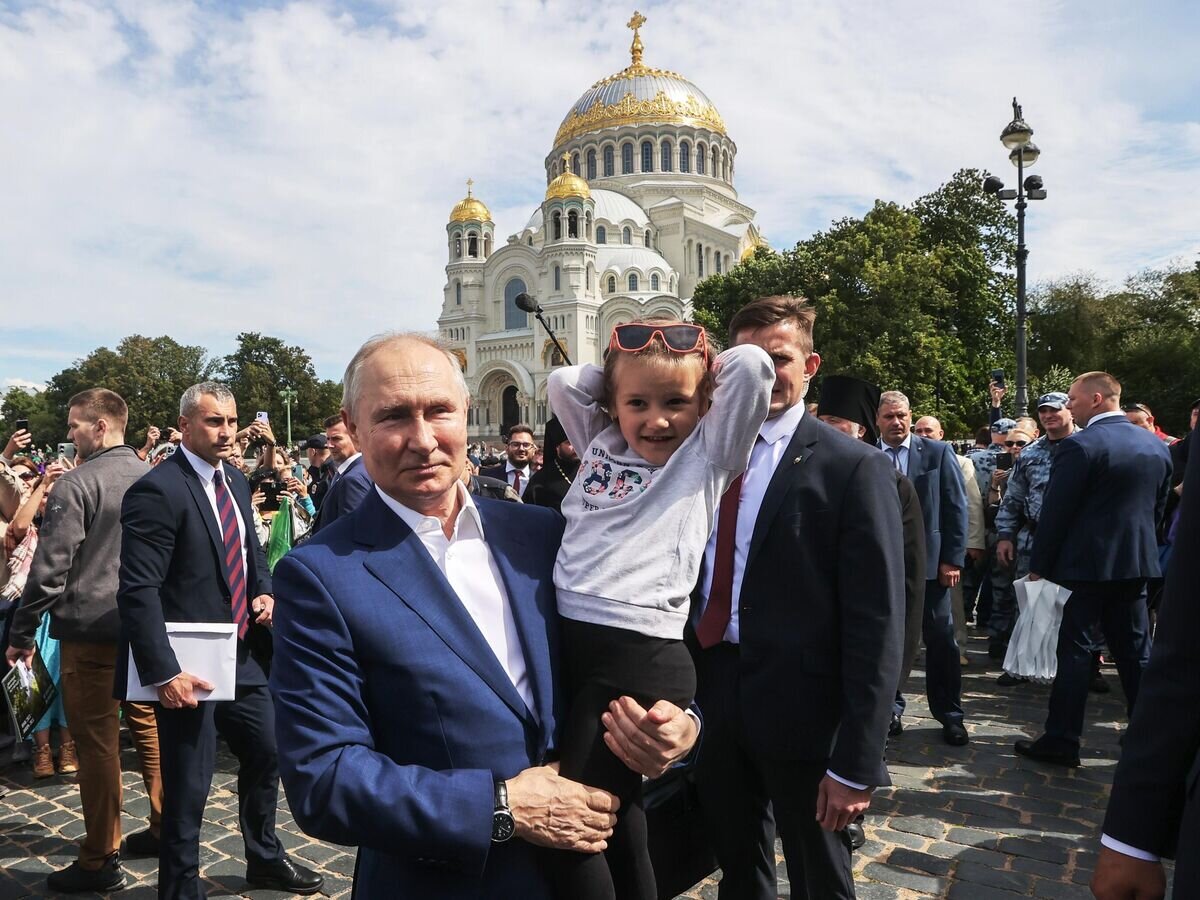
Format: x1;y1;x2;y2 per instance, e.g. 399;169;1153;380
1103;428;1199;860
896;435;968;576
733;415;906;786
115;450;272;697
312;455;373;534
1030;415;1173;582
270;491;564;899
895;472;928;685
479;464;528;491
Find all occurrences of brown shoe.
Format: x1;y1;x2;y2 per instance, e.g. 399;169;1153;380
57;741;79;775
32;744;55;778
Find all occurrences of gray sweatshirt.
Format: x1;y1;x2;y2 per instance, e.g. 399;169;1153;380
11;445;148;647
548;343;774;639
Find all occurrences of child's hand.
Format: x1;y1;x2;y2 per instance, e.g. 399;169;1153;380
601;696;698;778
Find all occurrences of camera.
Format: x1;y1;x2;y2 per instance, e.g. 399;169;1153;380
991;369;1006;389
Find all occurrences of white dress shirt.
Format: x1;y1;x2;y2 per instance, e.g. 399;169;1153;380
374;482;533;712
879;434;912;476
337;451;362;475
1086;410;1127;428
503;462;531;498
179;444;248;575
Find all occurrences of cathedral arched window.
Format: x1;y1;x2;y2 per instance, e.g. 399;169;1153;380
568;210;578;238
622;226;632;245
644;229;652;248
604;145;615;177
504;277;528;330
572;152;580;176
468;232;478;258
697;143;706;175
455;281;462;305
641;141;653;172
651;273;660;291
628;273;639;292
622;143;634;174
715;253;722;274
587;149;596;180
596;225;606;244
585;211;592;240
697;243;704;277
607;275;616;293
660;140;673;172
454;234;462;258
554;266;561;291
527;235;533;246
553;211;562;241
680;141;690;173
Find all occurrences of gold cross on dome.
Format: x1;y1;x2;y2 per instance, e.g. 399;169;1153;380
627;10;646;31
466;178;474;196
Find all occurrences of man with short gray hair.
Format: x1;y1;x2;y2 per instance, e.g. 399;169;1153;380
877;391;970;746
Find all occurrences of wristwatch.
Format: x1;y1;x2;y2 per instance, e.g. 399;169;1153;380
491;780;515;843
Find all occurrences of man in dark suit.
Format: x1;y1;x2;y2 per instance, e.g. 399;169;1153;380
1016;371;1172;767
877;391;970;745
312;412;373;533
269;335;698;897
1092;426;1197;900
480;423;536;499
691;297;906;899
117;381;323;899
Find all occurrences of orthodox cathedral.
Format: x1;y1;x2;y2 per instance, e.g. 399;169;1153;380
437;12;764;440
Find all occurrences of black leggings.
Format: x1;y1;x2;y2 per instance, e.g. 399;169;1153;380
553;618;696;900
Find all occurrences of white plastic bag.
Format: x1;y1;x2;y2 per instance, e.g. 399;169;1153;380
1003;576;1073;682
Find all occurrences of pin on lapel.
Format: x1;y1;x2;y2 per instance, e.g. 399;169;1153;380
793;456;803;465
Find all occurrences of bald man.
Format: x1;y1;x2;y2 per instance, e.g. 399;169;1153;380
914;417;985;663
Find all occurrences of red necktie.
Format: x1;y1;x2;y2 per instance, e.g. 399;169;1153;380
511;469;523;494
696;474;744;648
213;471;250;640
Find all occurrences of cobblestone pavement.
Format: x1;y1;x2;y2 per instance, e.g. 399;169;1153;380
0;627;1170;899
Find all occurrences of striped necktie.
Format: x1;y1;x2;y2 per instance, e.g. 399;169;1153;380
213;470;250;639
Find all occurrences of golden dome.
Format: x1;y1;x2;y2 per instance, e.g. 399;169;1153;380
449;179;492;223
553;12;727;148
545;154;591;201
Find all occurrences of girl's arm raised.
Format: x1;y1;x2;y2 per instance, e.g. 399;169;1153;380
547;365;611;458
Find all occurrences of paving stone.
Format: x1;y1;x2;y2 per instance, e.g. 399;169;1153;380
862;861;947;894
885;847;952;876
954;860;1032;893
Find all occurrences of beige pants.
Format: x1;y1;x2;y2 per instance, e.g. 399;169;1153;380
58;641;163;869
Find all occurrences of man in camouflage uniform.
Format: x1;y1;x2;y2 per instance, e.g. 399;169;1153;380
962;417;1018;655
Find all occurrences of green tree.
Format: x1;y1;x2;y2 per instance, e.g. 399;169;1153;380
0;386;58;451
693;169;1018;436
216;333;343;443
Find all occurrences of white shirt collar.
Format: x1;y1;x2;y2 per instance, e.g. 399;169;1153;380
505;460;531;474
337;451;362;475
1087;410;1127;427
374;481;485;540
179;443;221;484
760;400;806;446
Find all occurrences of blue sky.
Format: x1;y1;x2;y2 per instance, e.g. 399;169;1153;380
1;0;1197;390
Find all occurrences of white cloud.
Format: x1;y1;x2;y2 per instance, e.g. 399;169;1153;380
2;378;47;393
0;0;1196;386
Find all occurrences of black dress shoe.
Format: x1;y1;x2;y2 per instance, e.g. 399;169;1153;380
1014;737;1080;767
122;828;159;857
888;714;903;737
246;856;324;895
996;672;1027;686
943;722;969;746
46;853;127;893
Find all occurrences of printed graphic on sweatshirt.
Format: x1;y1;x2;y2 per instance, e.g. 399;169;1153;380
578;451;655;511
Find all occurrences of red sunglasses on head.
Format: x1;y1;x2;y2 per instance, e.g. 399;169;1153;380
608;323;709;366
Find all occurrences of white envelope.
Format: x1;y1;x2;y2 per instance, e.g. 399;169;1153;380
126;622;237;702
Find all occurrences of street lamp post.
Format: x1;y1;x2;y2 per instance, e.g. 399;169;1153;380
983;98;1047;416
279;387;298;449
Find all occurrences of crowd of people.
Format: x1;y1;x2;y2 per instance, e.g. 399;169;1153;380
0;293;1196;900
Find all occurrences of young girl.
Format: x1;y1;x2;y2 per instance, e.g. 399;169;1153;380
547;321;774;900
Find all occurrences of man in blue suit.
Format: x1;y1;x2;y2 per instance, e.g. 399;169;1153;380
1016;371;1172;767
877;390;970;745
270;334;699;898
311;413;373;533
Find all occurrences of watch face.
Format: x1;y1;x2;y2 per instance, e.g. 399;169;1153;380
492;810;516;843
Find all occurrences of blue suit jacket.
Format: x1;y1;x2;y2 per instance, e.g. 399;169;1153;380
270;488;565;899
889;435;968;575
116;449;271;697
1030;415;1172;582
312;455;373;534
